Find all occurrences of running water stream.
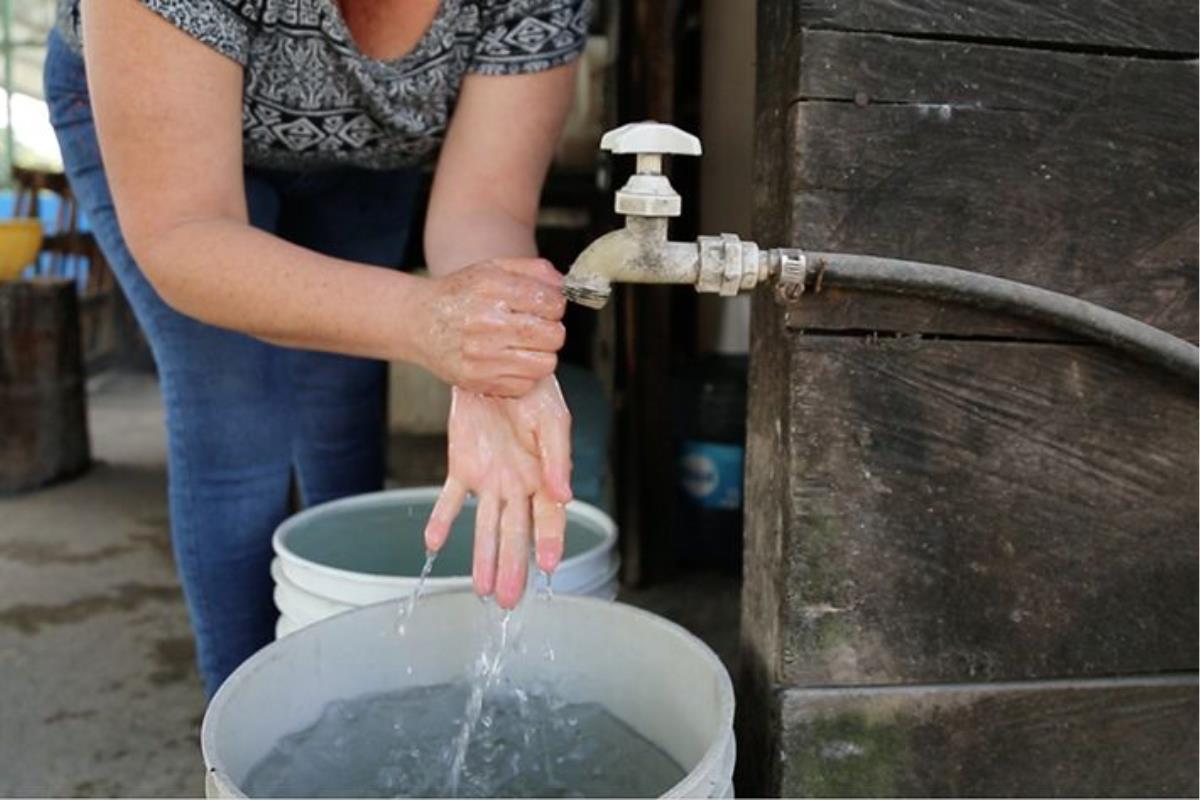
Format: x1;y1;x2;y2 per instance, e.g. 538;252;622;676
445;604;517;795
395;550;437;637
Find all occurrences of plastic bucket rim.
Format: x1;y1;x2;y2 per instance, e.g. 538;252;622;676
272;566;622;632
272;555;621;622
203;593;735;799
272;487;617;591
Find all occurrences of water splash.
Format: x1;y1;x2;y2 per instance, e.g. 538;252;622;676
535;569;557;663
396;549;437;637
536;568;555;601
446;605;518;795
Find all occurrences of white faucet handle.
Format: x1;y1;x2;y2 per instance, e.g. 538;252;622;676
600;122;702;157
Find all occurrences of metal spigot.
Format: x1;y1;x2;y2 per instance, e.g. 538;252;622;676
564;122;772;309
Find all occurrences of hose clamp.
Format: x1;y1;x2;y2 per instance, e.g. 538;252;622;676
778;251;808;287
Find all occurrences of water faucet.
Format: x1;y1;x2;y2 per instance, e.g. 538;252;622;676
563;122;790;309
560;124;1200;382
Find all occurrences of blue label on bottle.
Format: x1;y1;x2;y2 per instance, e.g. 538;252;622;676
679;441;744;510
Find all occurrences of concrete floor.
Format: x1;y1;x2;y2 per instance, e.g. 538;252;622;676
0;372;739;797
0;372;204;797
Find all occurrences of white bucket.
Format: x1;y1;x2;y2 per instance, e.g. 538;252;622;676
203;594;736;798
271;488;619;635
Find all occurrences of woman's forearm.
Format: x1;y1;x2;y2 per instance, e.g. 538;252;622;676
137;217;430;363
424;208;538;276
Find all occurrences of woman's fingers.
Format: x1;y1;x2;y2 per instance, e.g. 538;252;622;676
424;476;468;552
498;349;558;384
493;275;567;320
492;257;564;288
472;493;501;597
442;377;572;606
534;388;573;503
532;490;567;574
463;309;564;353
505;314;567;352
495;496;531;609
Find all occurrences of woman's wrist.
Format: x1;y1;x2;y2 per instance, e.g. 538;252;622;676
375;269;436;368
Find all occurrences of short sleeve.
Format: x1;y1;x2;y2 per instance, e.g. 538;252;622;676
470;0;593;76
137;0;262;65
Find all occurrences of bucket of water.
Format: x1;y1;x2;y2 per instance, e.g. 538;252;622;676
203;593;735;798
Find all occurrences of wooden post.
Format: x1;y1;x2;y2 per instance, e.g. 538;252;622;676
0;279;91;493
739;1;1199;795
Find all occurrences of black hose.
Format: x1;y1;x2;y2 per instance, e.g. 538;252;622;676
787;252;1199;384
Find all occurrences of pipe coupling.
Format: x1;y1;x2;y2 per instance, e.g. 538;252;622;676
697;233;764;297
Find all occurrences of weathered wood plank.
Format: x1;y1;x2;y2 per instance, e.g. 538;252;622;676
784;32;1199;340
796;29;1191;112
784;287;1066;339
773;676;1200;797
796;0;1199;54
767;335;1198;686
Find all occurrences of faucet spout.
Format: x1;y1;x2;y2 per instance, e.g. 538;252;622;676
563;218;700;309
562;228;637;309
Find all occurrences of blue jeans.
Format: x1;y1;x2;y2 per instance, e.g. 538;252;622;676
44;31;420;696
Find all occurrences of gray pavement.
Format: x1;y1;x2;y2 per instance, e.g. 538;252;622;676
0;372;204;797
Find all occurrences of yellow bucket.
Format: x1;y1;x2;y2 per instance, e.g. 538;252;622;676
0;219;45;282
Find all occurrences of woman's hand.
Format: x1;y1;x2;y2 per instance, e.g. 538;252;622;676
424;376;573;608
415;259;566;397
497;376;573;573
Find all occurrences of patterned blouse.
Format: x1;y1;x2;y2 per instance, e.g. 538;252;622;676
55;0;591;170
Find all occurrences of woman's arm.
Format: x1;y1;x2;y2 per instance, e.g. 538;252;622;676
421;63;580;608
423;62;578;273
81;0;564;396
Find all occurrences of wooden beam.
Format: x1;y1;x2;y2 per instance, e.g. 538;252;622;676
745;333;1198;686
775;676;1199;797
783;31;1199;339
796;0;1199;54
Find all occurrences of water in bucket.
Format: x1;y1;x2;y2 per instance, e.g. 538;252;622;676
240;681;684;797
203;593;736;799
246;557;682;798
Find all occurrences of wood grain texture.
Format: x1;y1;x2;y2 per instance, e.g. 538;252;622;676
735;288;793;796
784;287;1065;339
735;9;803;789
784;31;1199;340
771;335;1198;685
796;0;1199;53
743;3;1200;796
775;676;1200;797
